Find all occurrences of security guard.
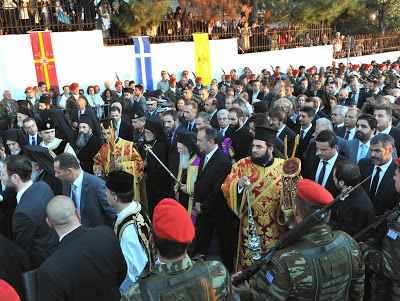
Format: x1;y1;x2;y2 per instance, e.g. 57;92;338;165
121;198;233;301
359;157;400;300
233;179;365;300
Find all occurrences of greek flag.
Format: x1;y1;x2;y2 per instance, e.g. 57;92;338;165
132;36;154;91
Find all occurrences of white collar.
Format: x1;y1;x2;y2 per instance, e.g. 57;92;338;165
375;158;392;173
301;124;312;133
276;124;285;136
72;169;84;188
16;181;33;204
321;151;338;166
59;225;82;242
42;137;61;148
376;125;392;135
117;202;139;221
205;146;218;162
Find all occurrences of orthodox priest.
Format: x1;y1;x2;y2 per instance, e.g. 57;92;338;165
174;130;201;215
4;129;29;156
138;119;170;217
93;118;144;204
222;126;286;287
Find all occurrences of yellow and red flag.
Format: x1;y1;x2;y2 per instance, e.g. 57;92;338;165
29;32;60;92
193;33;211;86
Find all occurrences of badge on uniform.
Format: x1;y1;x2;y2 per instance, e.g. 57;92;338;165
266;271;274;284
387;229;398;240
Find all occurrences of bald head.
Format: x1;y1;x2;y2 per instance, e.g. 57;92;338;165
47;196;79;229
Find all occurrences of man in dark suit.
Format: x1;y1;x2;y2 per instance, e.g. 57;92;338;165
23;117;43;145
267;107;296;157
302;130;348;197
374;105;400;157
329;161;375;236
110;105;134;142
349;80;368;108
163;110;184;177
226;107;253;162
54;153;116;227
37;195;127;301
335;108;361;141
204;98;219;129
295;106;315;158
71;97;96;131
144;98;160;121
359;133;398;215
293;78;314;97
247;80;265;104
182;100;198;133
192;127;233;272
1;155;58;268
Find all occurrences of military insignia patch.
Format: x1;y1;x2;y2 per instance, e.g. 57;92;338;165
387;229;398;240
266;271;274;283
46;123;50;129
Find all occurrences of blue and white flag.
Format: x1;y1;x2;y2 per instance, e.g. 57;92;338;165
132;36;154;91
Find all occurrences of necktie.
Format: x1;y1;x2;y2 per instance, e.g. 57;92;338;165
32;136;36;145
369;167;381;200
358;144;368;162
203;156;209;170
71;184;79;213
344;130;350;140
317;161;328;185
299;130;305;142
167;133;172;144
220;129;224;136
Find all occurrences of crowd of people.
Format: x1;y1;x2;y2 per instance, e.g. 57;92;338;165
1;59;400;300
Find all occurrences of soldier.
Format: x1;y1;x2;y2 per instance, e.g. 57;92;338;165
359;157;400;300
0;92;14;132
232;179;365;300
121;198;233;300
130;111;146;149
110;81;124;104
65;83;89;125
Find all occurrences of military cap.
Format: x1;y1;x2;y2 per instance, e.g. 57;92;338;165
253;101;269;113
392;63;399;67
131;111;145;119
106;171;134;193
273;72;281;78
70;83;79;90
115;81;123;87
248;74;256;79
146;97;158;105
326;66;333;69
292;69;300;75
225;75;232;79
79;114;95;129
297;179;333;207
363;64;371;69
168;78;176;85
123;87;134;95
379;63;386;68
183;84;193;91
37;120;55;132
339;65;346;70
39;95;51;105
254;126;277;145
195;77;202;83
153;198;195;243
25;86;34;93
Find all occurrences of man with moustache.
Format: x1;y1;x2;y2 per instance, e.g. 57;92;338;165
76;115;102;174
222;126;286;287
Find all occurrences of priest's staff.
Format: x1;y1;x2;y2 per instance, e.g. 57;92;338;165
244;180;262;260
144;144;182;186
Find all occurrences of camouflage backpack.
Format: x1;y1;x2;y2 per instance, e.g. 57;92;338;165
138;258;216;301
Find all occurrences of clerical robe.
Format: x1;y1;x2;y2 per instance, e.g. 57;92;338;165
93;138;144;202
222;156;286;285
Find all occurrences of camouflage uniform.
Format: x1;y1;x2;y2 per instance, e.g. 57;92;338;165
164;88;179;103
121;257;233;300
239;225;365;301
110;93;124;105
0;100;15;131
360;216;400;300
65;95;89;125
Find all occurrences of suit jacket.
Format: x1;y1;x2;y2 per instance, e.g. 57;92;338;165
335;126;355;140
117;118;134;142
278;125;296;157
145;109;160;121
348;90;368;108
295;126;315;159
292;88;314;98
12;181;58;268
226;126;253;162
37;225;127;301
248;91;265;104
358;158;398;215
328;186;375;236
62;172;116;228
194;148;232;221
302;154;348;197
304;137;347;160
210;112;219;129
25;133;43;145
389;127;400;158
71;108;96;125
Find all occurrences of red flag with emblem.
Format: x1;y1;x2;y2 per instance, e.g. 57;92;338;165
29;32;60;92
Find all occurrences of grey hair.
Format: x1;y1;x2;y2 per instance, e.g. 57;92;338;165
316;118;333;130
370;133;395;149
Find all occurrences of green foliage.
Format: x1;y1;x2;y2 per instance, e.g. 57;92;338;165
112;0;170;37
370;0;400;34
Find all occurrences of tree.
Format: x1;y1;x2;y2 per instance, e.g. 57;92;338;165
179;0;242;20
112;0;169;37
369;0;400;34
263;0;353;25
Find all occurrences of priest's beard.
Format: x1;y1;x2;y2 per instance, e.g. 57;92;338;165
10;148;21;155
40;109;49;121
76;132;91;148
251;151;271;166
31;169;41;182
17;120;23;128
145;135;155;142
179;152;191;169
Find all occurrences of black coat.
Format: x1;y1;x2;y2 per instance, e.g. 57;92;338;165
349;90;368;108
0;188;17;239
0;234;31;300
71;108;96;126
248;91;265;104
117;118;134;142
389;127;400;158
210;112;219;129
295;126;315;159
278;125;297;158
194;148;232;219
12;181;58;268
302;154;348;197
168;125;186;177
226;126;253;162
328;186;375;236
37;226;127;301
77;134;102;174
359;158;398;215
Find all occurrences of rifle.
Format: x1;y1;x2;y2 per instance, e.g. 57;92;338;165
221;68;226;75
232;176;370;286
191;70;196;78
115;72;120;82
353;203;400;242
270;64;275;73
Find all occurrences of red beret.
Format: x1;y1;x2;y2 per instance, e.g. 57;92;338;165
297;179;333;207
396;158;400;168
249;73;256;79
70;83;79;90
195;77;202;83
339;65;346;70
379;63;386;68
292;69;299;75
273;71;281;78
326;66;332;69
225;74;232;79
153;198;195;243
307;67;313;72
25;86;34;93
352;64;359;69
363;64;371;68
168;78;176;85
392;63;399;67
0;279;20;301
115;81;123;87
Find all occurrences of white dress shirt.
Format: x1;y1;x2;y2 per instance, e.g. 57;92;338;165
117;202;148;293
29;133;39;145
376;125;392;135
300;124;312;139
315;152;338;187
16;181;33;204
219;126;229;137
203;145;218;170
370;158;392;191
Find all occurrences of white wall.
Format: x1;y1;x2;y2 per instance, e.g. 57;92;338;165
0;29;396;100
334;51;400;65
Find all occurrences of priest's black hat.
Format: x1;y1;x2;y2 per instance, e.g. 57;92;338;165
17;105;34;118
254;126;277;145
106;171;134;193
253;101;269;113
79;114;95;130
39;95;51;105
123;88;134;95
38;120;55;132
5;129;29;146
144;119;166;142
176;130;201;156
